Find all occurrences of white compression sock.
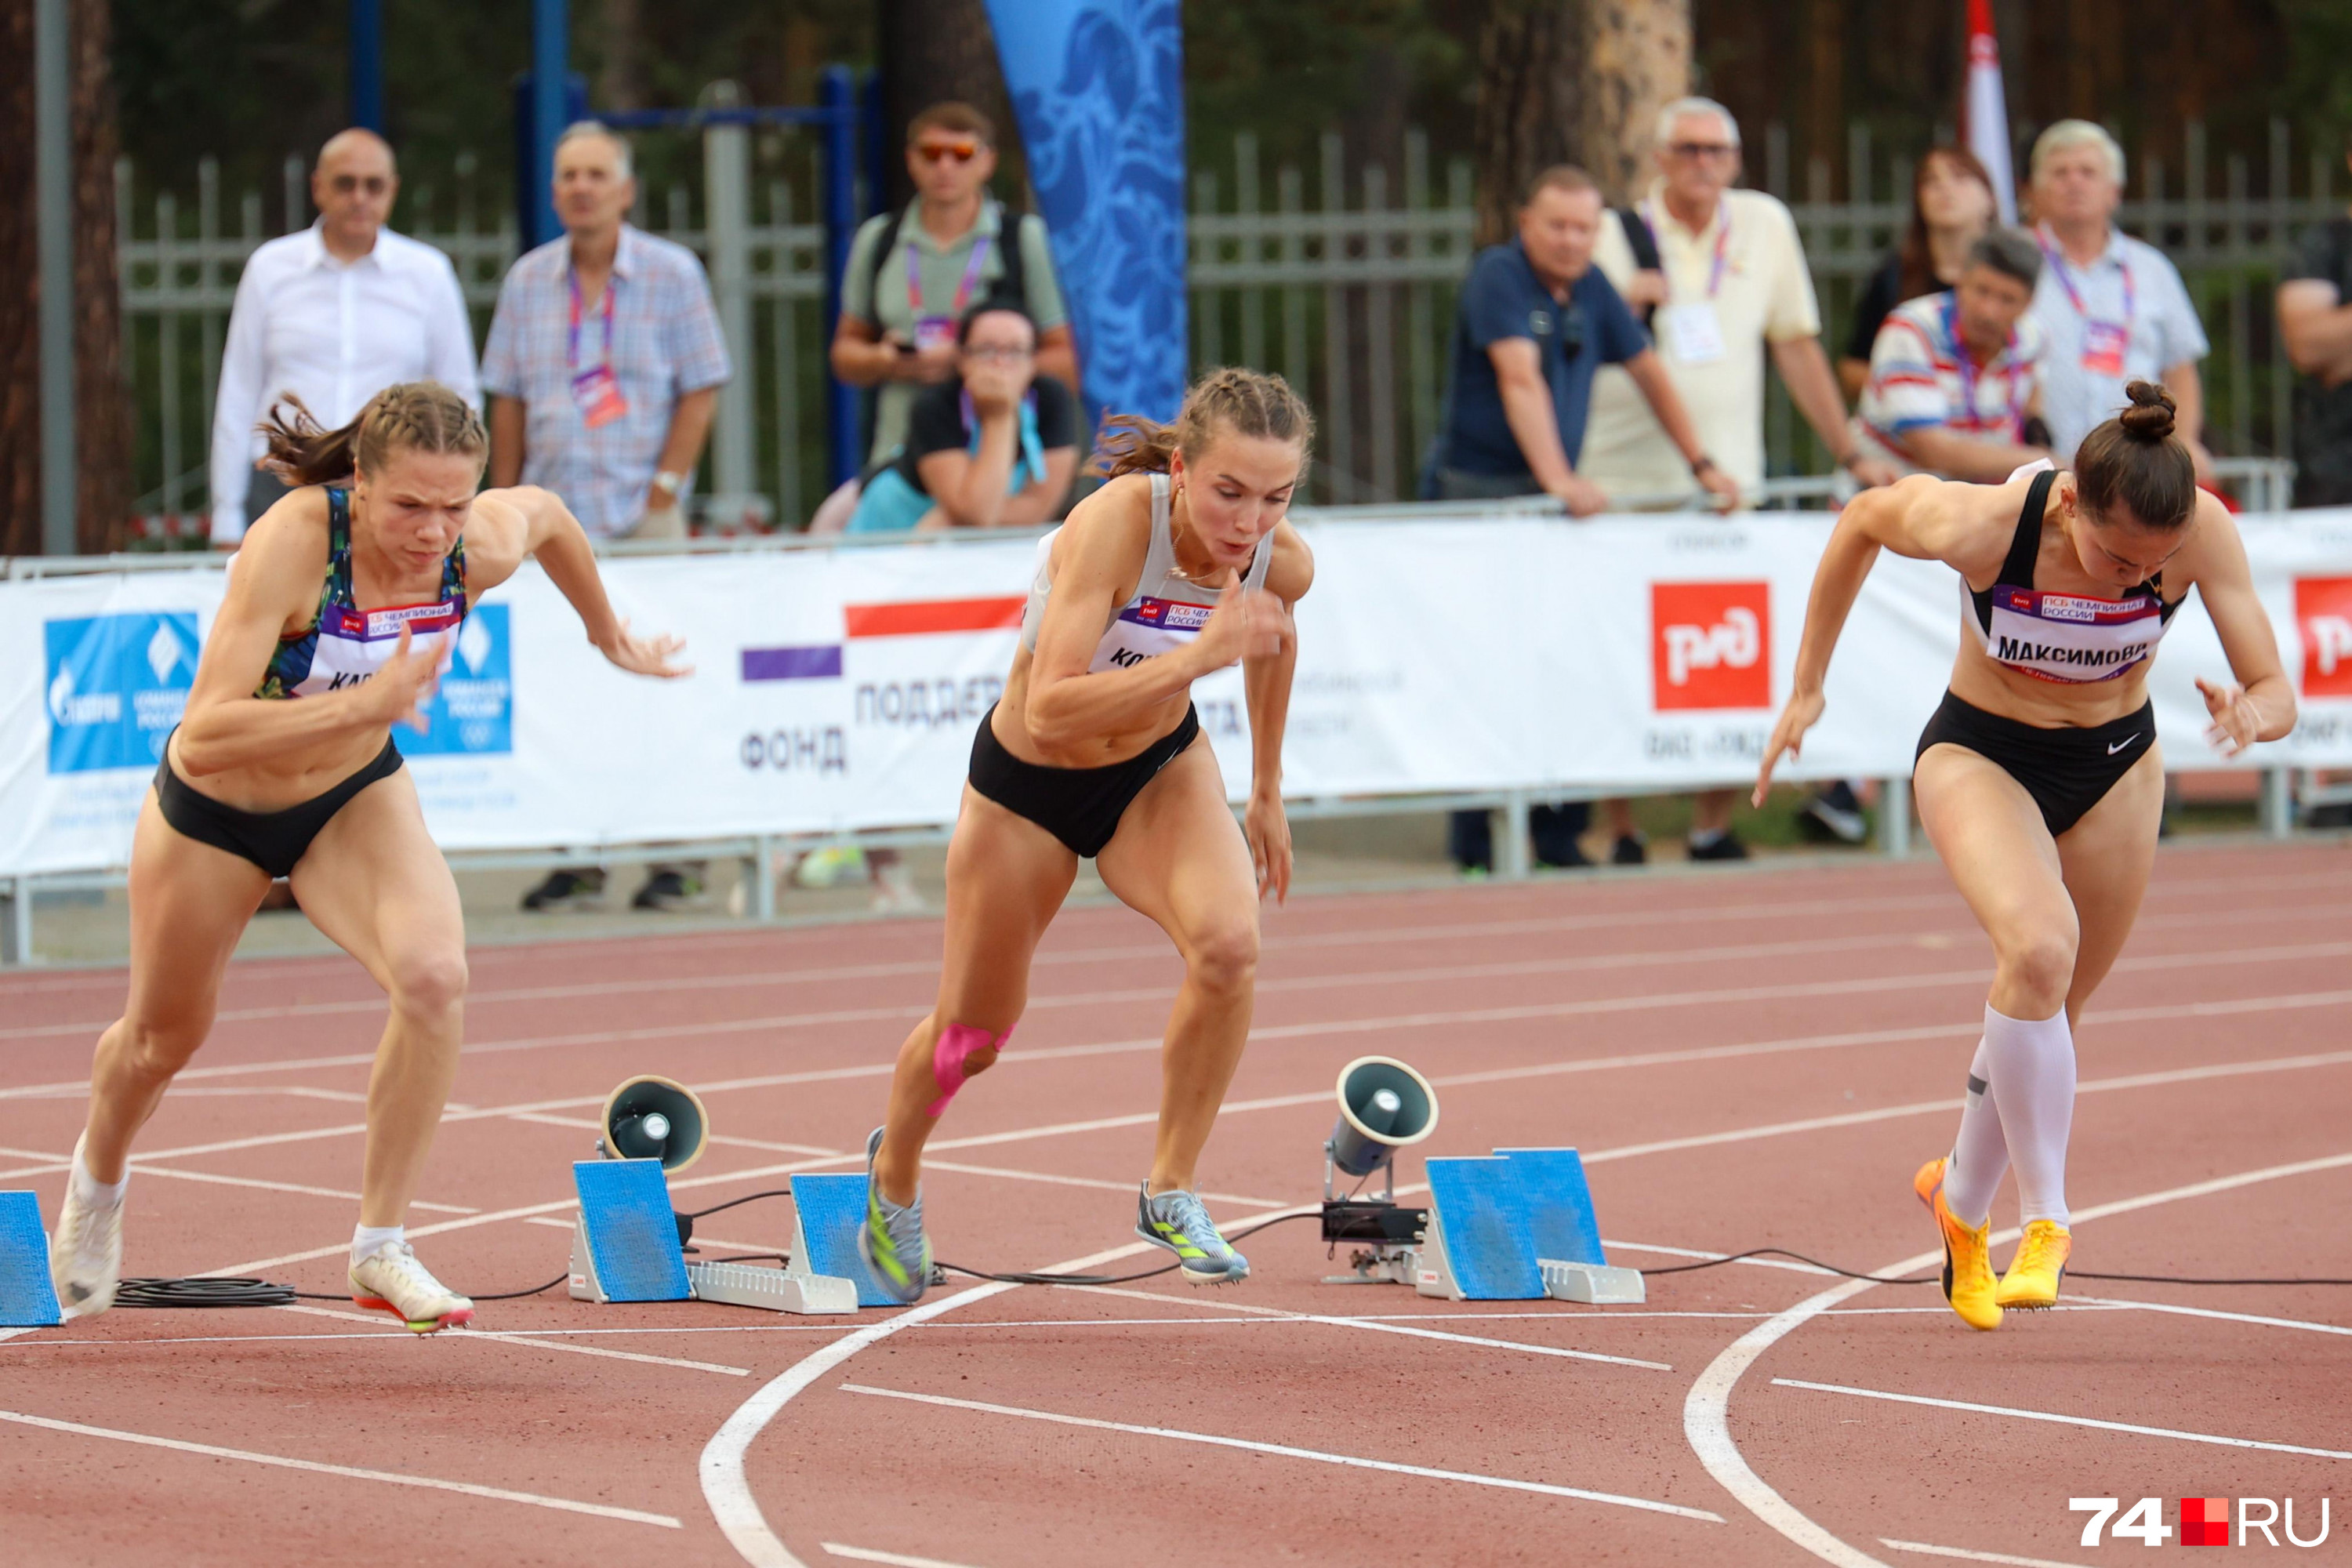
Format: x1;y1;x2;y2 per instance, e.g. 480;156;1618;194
351;1225;405;1267
1941;1039;2008;1228
68;1145;127;1210
1980;1002;2076;1226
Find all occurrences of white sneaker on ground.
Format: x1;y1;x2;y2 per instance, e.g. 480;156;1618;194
349;1240;474;1333
49;1181;124;1319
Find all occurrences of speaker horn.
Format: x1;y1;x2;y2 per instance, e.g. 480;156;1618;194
597;1075;710;1173
1327;1055;1439;1179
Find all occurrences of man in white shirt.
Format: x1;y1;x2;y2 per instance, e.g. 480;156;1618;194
2024;120;2213;477
208;129;480;547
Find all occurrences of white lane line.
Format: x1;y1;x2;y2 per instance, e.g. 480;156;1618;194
1777;1377;2352;1461
0;1407;682;1527
917;1158;1289;1209
271;1305;751;1376
840;1382;1723;1523
0;1145;481;1213
2071;1294;2352;1338
1682;1150;2352;1568
822;1545;989;1568
1879;1541;2086;1568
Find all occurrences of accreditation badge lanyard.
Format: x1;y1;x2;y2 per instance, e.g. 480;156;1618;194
2037;224;2133;377
1943;294;2025;436
908;233;995;353
566;269;628;430
1641;199;1732;365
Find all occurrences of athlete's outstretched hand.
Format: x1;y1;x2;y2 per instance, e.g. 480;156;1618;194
1752;687;1827;808
1246;789;1293;905
1192;575;1291;671
369;624;448;734
597;619;692;680
2198;676;2262;758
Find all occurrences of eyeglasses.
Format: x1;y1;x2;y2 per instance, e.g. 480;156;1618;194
328;174;391;195
1665;142;1738;162
963;344;1033;362
913;140;981;165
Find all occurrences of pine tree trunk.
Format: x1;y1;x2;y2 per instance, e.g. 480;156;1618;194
71;0;129;553
596;0;646;114
877;0;1014;210
0;0;38;557
1578;0;1692;205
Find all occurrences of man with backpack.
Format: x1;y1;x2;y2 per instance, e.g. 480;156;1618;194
830;102;1078;470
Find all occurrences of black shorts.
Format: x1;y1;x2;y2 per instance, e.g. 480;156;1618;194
1914;690;2157;837
967;703;1200;858
154;734;406;879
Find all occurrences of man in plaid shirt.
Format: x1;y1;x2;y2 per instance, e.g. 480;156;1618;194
483;122;731;541
486;121;729;913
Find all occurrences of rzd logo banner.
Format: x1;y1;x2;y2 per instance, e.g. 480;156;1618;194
2295;577;2352;698
1652;582;1771;711
44;612;199;774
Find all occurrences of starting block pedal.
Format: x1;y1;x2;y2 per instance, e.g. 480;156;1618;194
569;1160;860;1315
1413;1149;1644;1304
786;1173;898;1308
0;1192;64;1327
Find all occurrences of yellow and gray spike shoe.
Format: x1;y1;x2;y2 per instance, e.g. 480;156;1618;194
1136;1185;1249;1285
857;1127;931;1305
1914;1156;2001;1331
1996;1219;2071;1310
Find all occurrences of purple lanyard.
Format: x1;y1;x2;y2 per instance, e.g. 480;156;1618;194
566;269;617;371
2035;224;2133;325
1640;200;1732;299
1942;294;2023;430
906;234;994;321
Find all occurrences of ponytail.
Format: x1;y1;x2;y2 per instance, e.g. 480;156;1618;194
1089;366;1315;480
259;382;487;488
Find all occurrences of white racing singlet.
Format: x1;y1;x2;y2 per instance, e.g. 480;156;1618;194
1964;460;2179;684
251;487;470;700
1020;470;1272;674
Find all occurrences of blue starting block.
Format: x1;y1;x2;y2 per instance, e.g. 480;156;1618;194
568;1160;858;1316
787;1173;898;1308
1414;1149;1644;1305
0;1192;64;1327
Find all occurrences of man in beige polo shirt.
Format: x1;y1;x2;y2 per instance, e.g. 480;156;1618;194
1582;97;1893;862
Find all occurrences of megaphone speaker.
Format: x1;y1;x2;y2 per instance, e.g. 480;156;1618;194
1327;1055;1439;1178
597;1075;710;1173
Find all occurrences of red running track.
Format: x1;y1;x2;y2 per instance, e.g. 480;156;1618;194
2;841;2349;1567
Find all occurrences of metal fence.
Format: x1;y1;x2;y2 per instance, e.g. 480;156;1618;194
116;118;2347;528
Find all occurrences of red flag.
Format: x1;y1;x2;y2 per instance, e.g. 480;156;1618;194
1965;0;2019;223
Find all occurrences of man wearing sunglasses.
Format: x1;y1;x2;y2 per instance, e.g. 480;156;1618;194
209;129;480;549
831;103;1077;468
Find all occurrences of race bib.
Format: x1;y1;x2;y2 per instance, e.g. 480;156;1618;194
2080;319;2129;378
1662;303;1728;365
569;365;629;430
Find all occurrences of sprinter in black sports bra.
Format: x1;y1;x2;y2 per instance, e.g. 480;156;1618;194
1755;382;2292;1332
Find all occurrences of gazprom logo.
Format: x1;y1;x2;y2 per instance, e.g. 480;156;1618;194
44;613;198;774
394;605;513;757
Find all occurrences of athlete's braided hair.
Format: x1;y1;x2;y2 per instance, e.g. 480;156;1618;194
258;381;487;488
1091;367;1315;481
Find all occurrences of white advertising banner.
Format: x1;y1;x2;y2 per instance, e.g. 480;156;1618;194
8;507;2352;877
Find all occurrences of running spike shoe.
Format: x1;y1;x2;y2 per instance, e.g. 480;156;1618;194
1995;1219;2072;1310
1914;1156;2001;1331
349;1240;474;1333
49;1170;124;1320
858;1127;931;1305
1136;1185;1250;1285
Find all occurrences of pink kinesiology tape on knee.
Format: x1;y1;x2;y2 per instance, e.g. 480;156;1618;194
929;1023;1011;1116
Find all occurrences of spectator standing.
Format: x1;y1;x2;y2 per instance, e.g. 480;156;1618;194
1837;147;2000;402
2276;136;2352;506
209;129;478;549
1582;97;1896;863
831;103;1077;470
2025;121;2214;478
1428;164;1736;871
483;121;731;913
1850;233;2050;482
848;306;1078;533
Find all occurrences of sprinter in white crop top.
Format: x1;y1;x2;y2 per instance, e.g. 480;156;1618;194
1754;382;2292;1332
855;368;1317;1305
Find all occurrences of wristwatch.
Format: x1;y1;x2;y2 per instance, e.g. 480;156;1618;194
1689;454;1719;477
652;470;688;500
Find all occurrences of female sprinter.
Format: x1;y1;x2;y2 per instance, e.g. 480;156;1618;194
1754;382;2293;1331
857;368;1315;1302
48;383;686;1333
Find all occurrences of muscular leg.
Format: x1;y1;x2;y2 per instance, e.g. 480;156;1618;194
288;769;467;1228
1095;742;1263;1193
2055;746;2165;1023
872;786;1077;1207
79;793;270;1182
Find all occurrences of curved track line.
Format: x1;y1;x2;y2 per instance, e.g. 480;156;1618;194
1681;1149;2352;1567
